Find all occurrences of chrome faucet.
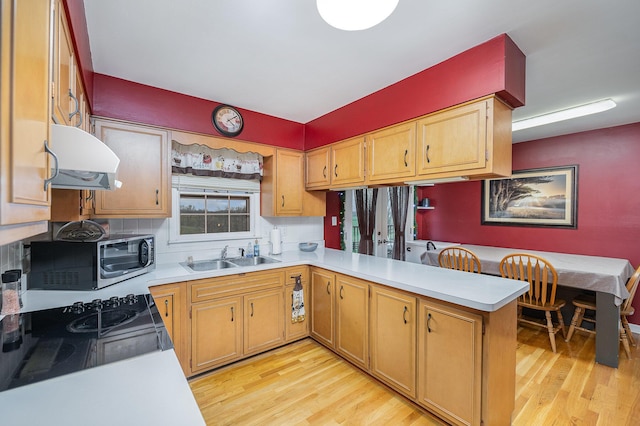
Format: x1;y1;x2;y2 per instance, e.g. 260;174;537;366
426;241;436;251
221;245;229;259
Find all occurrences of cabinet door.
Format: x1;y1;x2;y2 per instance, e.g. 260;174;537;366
0;0;52;234
370;285;417;398
244;288;285;355
331;137;365;187
310;268;335;347
285;281;310;341
305;147;331;189
191;296;243;374
366;122;416;184
150;282;188;375
275;150;304;215
52;0;75;126
416;100;488;176
418;300;482;426
335;274;369;369
93;119;171;218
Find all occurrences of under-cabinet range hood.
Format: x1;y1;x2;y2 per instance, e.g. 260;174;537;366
49;124;121;190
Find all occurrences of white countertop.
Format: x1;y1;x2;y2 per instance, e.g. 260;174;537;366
0;247;527;425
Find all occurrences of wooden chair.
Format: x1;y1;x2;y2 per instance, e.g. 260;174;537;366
565;265;640;358
438;247;482;274
499;253;566;353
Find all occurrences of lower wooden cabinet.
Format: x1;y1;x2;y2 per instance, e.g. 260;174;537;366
370;285;417;398
149;282;188;375
310;268;335;347
335;274;369;369
191;296;243;374
244;288;284;355
284;266;310;342
417;299;483;426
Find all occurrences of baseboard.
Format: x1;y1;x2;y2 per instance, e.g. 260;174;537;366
628;323;640;335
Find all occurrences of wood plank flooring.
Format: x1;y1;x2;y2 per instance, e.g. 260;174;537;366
189;327;640;425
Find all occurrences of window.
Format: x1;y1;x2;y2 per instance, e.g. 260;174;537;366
169;176;260;243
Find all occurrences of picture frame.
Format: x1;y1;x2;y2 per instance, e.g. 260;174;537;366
481;165;578;228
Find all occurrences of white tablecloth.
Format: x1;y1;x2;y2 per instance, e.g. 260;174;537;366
424;244;635;304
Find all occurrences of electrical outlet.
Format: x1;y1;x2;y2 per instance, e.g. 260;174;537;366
331;216;337;226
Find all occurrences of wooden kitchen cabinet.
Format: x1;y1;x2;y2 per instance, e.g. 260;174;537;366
284;266;310;342
0;0;52;244
52;0;76;127
370;285;417;399
262;148;326;216
331;137;366;188
305;146;331;189
414;96;512;181
310;268;335;347
366;122;416;184
335;274;369;369
149;282;189;375
417;299;483;426
244;288;284;355
92;119;171;218
191;295;243;374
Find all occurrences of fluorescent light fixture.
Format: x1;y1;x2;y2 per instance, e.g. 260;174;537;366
406;176;469;186
512;99;616;132
317;0;399;31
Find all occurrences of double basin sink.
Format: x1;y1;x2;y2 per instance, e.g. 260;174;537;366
181;256;280;272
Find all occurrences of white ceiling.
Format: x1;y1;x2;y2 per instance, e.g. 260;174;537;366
83;0;640;143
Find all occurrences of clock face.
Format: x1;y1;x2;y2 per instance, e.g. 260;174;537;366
212;105;244;137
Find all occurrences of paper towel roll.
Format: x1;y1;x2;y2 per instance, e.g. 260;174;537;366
270;228;282;254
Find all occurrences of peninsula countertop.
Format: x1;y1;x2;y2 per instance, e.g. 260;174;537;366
0;247;527;425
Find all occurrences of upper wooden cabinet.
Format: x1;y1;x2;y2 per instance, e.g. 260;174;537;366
0;0;52;244
366;122;416;184
263;149;326;217
52;0;75;126
414;96;512;181
92;119;171;218
305;137;365;190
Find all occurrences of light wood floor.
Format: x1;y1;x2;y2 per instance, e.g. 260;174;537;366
189;328;640;425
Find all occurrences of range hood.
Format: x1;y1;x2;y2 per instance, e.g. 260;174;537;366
49;124;121;190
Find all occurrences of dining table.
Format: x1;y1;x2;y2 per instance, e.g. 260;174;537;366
422;244;635;368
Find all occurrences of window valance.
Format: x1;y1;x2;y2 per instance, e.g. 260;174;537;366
171;140;263;180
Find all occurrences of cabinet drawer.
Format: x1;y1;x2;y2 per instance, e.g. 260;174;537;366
284;266;309;286
191;270;284;302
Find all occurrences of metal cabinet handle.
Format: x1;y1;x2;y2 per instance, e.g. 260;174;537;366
403;306;408;324
68;89;80;125
426;145;431;164
339;286;344;300
43;140;59;191
164;299;169;317
334;164;338;177
323;165;327;178
155;189;159;205
326;282;331;294
281;195;285;207
427;313;432;332
250;302;254;317
404;149;408;167
231;306;235;322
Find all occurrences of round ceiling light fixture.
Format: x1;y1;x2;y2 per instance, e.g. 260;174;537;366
317;0;399;31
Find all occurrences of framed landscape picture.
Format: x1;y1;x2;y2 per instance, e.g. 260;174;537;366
481;165;578;228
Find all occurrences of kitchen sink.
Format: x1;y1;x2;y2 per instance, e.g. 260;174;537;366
227;256;281;267
180;259;238;272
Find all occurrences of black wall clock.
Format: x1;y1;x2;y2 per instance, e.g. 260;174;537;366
212;104;244;137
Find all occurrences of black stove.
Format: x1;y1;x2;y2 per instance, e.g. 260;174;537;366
0;294;172;392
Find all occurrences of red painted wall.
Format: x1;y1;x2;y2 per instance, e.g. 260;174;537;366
324;192;342;249
415;123;640;321
92;74;305;149
304;34;525;150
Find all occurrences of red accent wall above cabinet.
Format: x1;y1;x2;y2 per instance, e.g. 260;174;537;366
63;0;94;106
304;34;525;150
92;74;305;149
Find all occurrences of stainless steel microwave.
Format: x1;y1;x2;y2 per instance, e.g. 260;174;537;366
29;234;155;290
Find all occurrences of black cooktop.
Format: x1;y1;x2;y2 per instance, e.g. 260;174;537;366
0;294;172;392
